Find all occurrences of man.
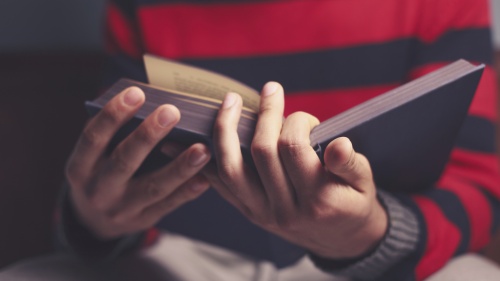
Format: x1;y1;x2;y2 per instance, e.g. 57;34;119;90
3;0;500;280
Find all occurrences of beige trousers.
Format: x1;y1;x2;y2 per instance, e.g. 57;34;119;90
0;232;499;281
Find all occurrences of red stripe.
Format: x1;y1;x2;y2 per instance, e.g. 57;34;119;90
138;0;423;58
437;175;492;251
444;149;500;199
409;64;498;121
417;0;490;43
137;0;489;59
142;227;160;248
284;84;398;121
469;67;498;121
106;4;143;58
413;196;461;281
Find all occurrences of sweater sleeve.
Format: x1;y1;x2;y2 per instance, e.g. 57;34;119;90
380;0;500;280
394;0;500;280
310;1;500;280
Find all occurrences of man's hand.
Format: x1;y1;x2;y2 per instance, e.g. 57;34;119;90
205;82;388;259
65;87;211;240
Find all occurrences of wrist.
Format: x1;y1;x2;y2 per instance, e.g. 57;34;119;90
310;197;388;259
309;190;419;280
353;198;388;256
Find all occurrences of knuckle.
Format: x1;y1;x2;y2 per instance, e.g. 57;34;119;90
134;125;159;147
110;151;134;174
263;208;297;232
274;214;294;231
145;179;162;199
80;127;105;149
306;208;324;222
251;141;276;160
217;164;238;185
278;134;308;150
88;195;111;212
100;104;123;125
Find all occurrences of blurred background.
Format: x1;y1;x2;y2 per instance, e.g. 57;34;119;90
0;0;499;270
0;0;105;268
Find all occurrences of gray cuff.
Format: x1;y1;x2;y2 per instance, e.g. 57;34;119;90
327;189;419;280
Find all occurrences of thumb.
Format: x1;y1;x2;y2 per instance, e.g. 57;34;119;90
324;137;374;193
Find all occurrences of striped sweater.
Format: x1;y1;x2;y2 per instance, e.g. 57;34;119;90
58;0;500;280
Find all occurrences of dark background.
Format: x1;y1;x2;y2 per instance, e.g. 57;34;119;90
0;0;105;268
0;0;499;271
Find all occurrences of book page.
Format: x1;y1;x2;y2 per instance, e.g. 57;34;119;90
144;54;260;112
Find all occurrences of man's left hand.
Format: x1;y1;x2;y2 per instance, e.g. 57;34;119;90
181;82;388;259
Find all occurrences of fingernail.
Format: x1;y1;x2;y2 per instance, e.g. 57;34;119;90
157;107;176;127
189;148;209;166
223;92;238;109
124;87;143;106
262;82;279;96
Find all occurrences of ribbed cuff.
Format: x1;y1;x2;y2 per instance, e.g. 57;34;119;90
309;189;419;280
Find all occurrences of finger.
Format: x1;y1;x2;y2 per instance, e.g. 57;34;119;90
161;141;190;159
66;87;144;185
251;82;295;211
119;143;211;213
213;92;266;206
103;104;180;184
278;112;324;199
323;137;374;193
201;163;251;216
140;174;210;226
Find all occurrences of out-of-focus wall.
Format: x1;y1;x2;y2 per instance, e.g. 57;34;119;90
0;0;106;269
0;0;105;52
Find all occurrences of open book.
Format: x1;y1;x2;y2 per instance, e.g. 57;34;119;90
86;55;484;192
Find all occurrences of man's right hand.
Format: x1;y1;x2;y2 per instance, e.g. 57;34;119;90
65;87;211;240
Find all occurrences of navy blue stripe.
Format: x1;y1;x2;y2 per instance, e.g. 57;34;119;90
414;28;493;66
182;39;414;92
424;188;470;255
455;116;496;153
378;194;425;281
478;187;500;235
104;53;147;88
180;29;491;93
110;0;137;19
